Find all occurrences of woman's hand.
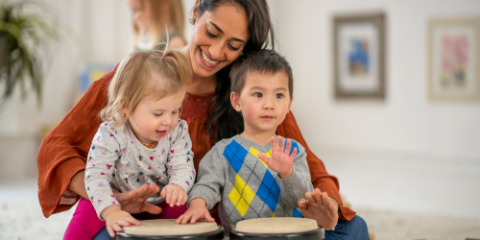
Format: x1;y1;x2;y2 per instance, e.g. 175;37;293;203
160;184;187;207
297;188;339;230
101;205;140;237
175;198;215;224
113;183;162;215
258;137;297;178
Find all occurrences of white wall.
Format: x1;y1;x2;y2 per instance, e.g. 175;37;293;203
0;0;132;178
269;0;480;218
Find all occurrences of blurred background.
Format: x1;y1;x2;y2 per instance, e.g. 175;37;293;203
0;0;479;239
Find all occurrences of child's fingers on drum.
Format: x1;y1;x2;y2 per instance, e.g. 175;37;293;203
170;190;179;207
305;191;317;204
110;223;122;236
320;192;330;205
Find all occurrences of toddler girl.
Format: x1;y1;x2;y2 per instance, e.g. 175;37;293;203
64;48;195;239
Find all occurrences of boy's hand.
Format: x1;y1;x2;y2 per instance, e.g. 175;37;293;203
160;183;187;207
175;198;215;224
258;136;297;178
101;205;140;238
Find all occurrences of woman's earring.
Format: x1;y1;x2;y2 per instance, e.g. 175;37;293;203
189;16;196;25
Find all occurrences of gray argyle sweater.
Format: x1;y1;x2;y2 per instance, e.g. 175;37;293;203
188;135;313;229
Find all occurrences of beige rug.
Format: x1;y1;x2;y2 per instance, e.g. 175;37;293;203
1;199;479;240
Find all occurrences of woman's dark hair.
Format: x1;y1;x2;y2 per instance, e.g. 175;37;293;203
199;0;275;141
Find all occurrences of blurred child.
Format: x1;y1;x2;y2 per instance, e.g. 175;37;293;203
176;50;313;232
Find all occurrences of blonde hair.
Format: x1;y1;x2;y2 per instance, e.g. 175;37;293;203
100;48;189;128
132;0;185;45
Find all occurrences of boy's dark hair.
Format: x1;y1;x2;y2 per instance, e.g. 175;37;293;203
229;50;293;97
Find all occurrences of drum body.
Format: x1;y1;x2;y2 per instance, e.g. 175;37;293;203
116;227;224;240
230;217;325;240
230;228;324;240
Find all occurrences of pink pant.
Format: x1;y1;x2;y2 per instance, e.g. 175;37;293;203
63;198;187;240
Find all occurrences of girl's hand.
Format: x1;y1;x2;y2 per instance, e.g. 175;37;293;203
101;205;140;238
114;183;162;214
175;198;215;224
258;137;297;178
297;188;339;230
160;183;187;207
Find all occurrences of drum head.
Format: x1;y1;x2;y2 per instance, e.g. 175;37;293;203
231;218;324;240
117;219;224;240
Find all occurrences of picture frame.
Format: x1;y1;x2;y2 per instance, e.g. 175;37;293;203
428;17;480;101
333;13;386;100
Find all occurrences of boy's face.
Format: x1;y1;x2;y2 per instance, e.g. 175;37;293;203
231;71;293;134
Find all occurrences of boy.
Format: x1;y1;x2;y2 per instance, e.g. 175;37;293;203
176;50;313;231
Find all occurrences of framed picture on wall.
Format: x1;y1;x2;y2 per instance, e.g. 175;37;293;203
333;13;386;100
428;17;480;101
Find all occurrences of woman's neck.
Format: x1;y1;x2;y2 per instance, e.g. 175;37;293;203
179;45;217;95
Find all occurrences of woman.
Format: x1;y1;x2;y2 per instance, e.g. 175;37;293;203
37;0;367;239
127;0;186;51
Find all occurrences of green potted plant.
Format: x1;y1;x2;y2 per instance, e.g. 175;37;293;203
0;0;63;108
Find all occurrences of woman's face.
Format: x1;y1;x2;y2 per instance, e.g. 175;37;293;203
127;0;153;33
189;4;249;78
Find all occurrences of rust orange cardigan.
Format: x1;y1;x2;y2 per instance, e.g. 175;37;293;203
37;68;356;221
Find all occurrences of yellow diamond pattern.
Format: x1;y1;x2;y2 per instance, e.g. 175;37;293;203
249;147;272;168
272;213;276;217
228;174;257;217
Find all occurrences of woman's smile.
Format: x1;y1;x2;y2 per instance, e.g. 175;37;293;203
199;48;221;68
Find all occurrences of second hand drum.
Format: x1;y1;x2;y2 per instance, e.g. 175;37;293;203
117;219;224;240
231;217;325;240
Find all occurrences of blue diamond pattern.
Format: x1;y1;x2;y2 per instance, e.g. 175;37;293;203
292;208;302;217
265;193;279;212
223;140;248;173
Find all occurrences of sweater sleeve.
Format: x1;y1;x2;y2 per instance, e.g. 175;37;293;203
36;66;117;217
278;140;314;208
187;147;225;210
276;112;356;221
165;120;195;193
84;123;121;219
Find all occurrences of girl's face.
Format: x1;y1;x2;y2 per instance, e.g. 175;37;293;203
127;0;153;33
189;4;250;77
126;89;185;145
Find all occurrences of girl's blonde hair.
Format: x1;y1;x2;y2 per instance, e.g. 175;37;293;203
100;48;189;128
132;0;185;45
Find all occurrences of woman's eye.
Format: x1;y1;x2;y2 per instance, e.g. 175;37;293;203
275;93;284;98
228;44;240;51
206;30;217;38
254;93;263;98
154;113;163;117
172;111;178;115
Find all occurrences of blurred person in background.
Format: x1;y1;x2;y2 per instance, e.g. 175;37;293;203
127;0;186;51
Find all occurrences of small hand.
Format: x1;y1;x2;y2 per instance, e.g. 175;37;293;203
297;188;339;230
101;205;140;237
114;183;162;214
175;198;215;224
258;137;297;178
160;183;187;207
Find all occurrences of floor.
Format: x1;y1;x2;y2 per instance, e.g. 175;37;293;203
1;179;479;240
